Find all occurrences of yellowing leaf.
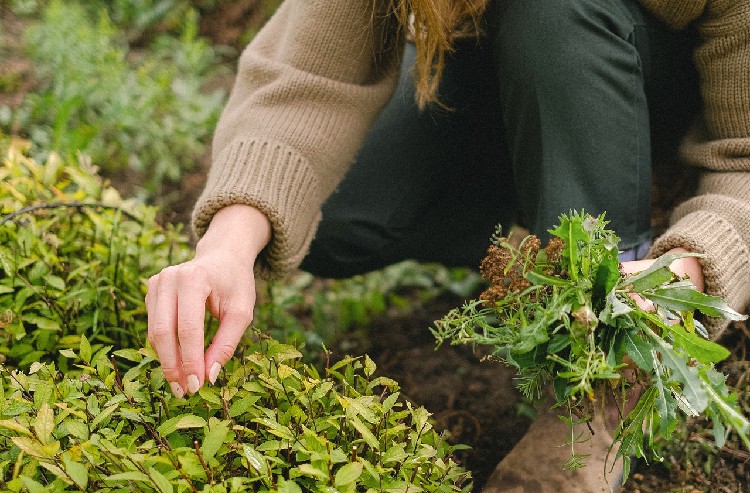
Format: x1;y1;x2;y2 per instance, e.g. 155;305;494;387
0;418;33;436
12;436;53;458
33;403;54;445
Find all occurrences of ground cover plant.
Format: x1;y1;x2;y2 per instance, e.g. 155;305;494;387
0;337;471;492
433;212;750;482
0;138;191;370
0;140;473;491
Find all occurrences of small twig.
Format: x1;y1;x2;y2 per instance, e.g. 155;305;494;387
0;201;140;227
194;440;213;484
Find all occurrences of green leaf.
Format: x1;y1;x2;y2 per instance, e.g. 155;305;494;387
63;455;89;490
296;463;328;482
621;252;703;292
549;214;588;281
242;444;271;483
201;420;230;461
667;324;731;364
277;478;303;493
149;467;173;493
349;414;380;450
643;286;747;321
335;462;363;487
105;471;151;483
157;414;207;436
79;333;92;364
19;477;46;493
653;336;708;413
623;331;654;372
525;270;571;287
614;386;657;481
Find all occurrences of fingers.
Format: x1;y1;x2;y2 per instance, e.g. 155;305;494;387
147;271;186;397
177;266;211;394
204;302;255;384
147;264;211;398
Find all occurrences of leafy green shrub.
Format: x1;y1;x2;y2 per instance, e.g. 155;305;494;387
434;212;750;479
0;138;191;369
0;336;471;492
4;0;225;198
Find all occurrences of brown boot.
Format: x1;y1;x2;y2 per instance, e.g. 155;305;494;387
482;402;623;493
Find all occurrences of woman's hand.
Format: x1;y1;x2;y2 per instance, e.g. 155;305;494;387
146;205;271;398
620;247;705;310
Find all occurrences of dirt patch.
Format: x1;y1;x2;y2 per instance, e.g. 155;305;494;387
346;293;750;493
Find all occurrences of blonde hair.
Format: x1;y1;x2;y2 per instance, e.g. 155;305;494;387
388;0;489;108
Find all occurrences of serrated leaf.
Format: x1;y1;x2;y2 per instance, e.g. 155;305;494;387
364;354;376;377
335;462;363;487
157;414;207;436
623;331;654;372
33;403;54;445
549;214;588;281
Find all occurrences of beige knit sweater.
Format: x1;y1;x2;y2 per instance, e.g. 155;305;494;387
193;0;750;337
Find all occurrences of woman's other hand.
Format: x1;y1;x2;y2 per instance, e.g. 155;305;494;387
620;247;705;311
146;205;271;397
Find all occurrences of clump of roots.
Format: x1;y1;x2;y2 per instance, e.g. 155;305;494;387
479;234;564;305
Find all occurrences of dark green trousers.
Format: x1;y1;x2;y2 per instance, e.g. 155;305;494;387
301;0;700;278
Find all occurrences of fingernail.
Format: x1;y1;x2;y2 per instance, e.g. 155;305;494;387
209;362;222;384
186;374;200;394
169;382;185;399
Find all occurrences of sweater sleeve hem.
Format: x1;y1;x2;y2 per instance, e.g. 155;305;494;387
191;138;323;280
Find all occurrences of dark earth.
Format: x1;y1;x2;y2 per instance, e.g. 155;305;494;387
2;1;749;491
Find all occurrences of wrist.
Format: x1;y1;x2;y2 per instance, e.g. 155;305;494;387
196;204;271;261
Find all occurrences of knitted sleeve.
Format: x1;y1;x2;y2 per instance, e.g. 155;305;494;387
648;0;750;339
191;0;401;279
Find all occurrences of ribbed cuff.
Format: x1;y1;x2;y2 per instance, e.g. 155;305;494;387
648;210;750;340
192;138;323;279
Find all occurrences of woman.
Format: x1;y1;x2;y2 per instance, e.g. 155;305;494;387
146;1;750;491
